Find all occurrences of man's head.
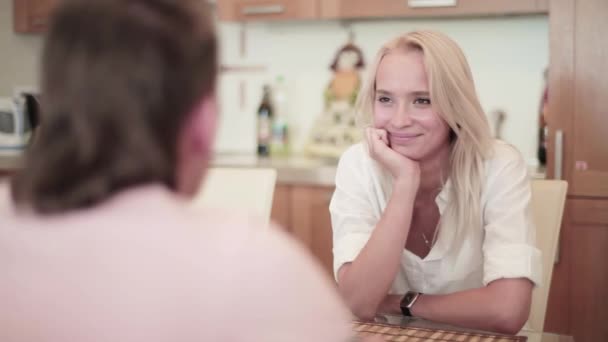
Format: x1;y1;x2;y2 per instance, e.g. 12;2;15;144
11;0;218;213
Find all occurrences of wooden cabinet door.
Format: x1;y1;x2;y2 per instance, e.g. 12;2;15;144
217;0;318;21
13;0;59;33
545;0;608;340
547;0;608;198
270;184;291;231
320;0;544;20
536;0;549;12
567;200;608;342
567;0;608;197
290;185;335;276
545;197;608;341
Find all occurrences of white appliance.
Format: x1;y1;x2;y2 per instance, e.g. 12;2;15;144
0;96;32;155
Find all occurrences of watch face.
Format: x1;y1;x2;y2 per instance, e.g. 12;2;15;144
403;292;418;307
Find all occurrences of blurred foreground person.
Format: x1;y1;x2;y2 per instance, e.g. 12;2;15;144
0;1;355;341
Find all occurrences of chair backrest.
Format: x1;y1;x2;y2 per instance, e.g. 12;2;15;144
190;167;277;226
528;179;568;332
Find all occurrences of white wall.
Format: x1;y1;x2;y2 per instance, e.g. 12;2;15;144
0;1;43;96
216;16;549;165
0;3;548;164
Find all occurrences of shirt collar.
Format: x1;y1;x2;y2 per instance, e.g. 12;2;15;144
378;164;455;262
435;178;451;215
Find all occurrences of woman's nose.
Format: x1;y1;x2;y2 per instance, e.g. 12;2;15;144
390;105;413;128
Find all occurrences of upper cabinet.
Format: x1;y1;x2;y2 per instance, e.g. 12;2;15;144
320;0;548;20
216;0;319;21
13;0;59;33
537;0;549;12
14;0;550;28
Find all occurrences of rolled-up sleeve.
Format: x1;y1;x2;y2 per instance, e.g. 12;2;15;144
329;145;381;280
482;146;542;287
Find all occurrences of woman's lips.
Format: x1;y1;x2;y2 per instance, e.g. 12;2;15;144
388;132;422;144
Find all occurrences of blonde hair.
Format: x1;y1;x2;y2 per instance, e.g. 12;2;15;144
356;30;493;238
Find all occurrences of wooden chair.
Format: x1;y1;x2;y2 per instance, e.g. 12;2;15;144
528;180;568;334
191;167;277;226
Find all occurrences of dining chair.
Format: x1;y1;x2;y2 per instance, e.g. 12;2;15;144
190;167;277;226
528;179;568;334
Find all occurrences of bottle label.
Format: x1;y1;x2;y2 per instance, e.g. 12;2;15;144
258;115;271;142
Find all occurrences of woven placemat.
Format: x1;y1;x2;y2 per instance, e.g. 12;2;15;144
353;321;527;342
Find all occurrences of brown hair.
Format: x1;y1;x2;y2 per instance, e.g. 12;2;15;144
11;0;218;214
330;43;366;71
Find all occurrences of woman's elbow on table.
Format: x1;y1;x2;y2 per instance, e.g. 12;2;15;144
349;302;378;322
337;284;379;321
491;310;528;335
487;279;533;335
337;268;381;321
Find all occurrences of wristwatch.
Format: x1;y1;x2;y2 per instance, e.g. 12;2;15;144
400;291;422;317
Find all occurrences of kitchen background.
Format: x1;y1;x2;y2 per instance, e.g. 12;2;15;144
217;16;548;165
2;2;608;341
0;0;548;166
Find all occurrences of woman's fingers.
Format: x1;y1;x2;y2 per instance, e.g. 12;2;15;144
377;129;389;146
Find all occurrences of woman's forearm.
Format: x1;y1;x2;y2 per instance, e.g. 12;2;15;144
378;279;533;335
337;179;418;320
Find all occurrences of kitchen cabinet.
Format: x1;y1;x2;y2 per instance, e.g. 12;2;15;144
13;0;59;33
290;185;334;276
271;184;335;277
537;0;549;12
543;0;608;341
320;0;547;20
270;184;291;231
216;0;319;21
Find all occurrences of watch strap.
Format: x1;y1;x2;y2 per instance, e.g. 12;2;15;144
400;291;421;317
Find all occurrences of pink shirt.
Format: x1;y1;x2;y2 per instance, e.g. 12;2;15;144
0;183;352;342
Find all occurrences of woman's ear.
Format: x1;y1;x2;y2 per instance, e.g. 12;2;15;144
189;93;218;155
174;93;218;196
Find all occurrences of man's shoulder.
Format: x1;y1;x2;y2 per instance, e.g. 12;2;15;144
0;180;13;216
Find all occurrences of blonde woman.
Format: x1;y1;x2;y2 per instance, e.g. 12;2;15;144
330;30;541;334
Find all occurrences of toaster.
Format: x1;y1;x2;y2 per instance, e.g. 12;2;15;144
0;95;34;155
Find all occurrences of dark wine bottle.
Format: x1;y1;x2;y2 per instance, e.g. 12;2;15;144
257;85;273;157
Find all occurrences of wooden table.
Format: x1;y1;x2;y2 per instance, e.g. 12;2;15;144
357;315;574;342
521;331;573;342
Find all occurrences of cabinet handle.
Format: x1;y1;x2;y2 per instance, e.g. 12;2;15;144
554;130;563;180
553;129;564;265
408;0;457;8
241;4;285;16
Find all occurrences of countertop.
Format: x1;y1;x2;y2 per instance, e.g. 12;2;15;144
0;153;339;186
0;155;22;172
212;154;547;185
1;153;547;186
211;154;339;186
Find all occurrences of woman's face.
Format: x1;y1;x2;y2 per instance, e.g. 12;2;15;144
373;49;451;162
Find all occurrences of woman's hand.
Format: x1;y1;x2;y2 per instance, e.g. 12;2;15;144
336;128;421;320
366;127;420;185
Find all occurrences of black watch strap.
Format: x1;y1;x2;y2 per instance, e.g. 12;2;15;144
400;305;412;317
400;291;421;317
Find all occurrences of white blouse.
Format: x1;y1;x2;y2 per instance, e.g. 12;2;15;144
330;140;542;295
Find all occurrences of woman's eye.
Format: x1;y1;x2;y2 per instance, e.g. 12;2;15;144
413;98;431;105
377;96;391;103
